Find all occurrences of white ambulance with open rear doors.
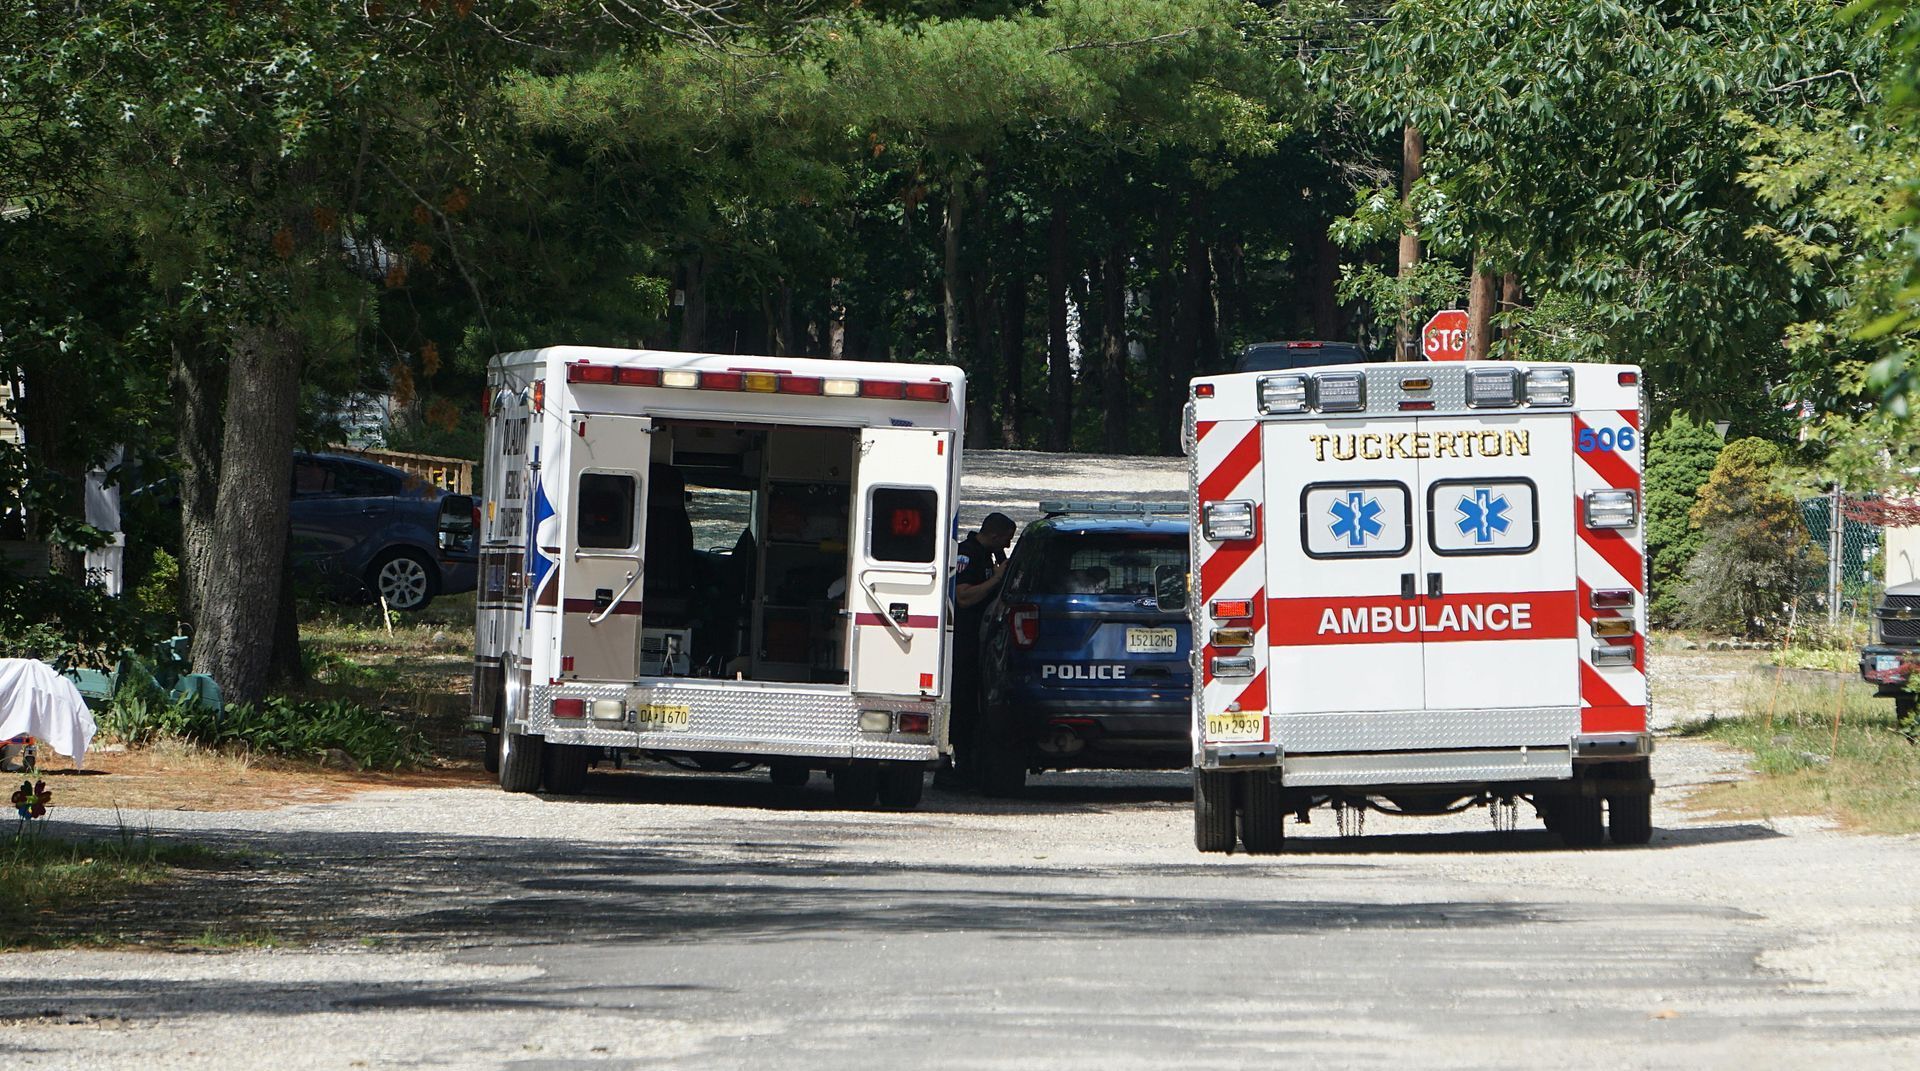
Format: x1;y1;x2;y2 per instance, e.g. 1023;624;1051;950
470;346;964;810
1184;361;1651;852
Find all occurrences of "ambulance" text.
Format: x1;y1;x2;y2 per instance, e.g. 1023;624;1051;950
1317;602;1534;636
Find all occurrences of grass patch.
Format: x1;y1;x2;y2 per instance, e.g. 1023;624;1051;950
1;826;226;950
183;927;283;950
1678;674;1920;834
1765;646;1858;673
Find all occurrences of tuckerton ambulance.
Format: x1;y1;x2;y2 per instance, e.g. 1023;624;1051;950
469;346;965;810
1183;361;1652;852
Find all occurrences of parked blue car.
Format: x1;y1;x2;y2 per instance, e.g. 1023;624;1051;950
970;502;1192;795
290;453;477;612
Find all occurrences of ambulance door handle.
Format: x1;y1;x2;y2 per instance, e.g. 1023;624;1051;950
1400;574;1416;601
1427;573;1444;599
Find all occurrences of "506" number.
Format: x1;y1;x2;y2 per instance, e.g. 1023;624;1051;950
1578;426;1636;453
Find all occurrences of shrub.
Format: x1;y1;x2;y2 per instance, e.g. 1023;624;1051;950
1644;415;1723;625
0;569;157;670
98;689;427;769
1678;438;1824;636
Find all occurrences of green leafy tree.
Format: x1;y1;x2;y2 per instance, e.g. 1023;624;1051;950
1679;437;1822;636
1645;415;1724;625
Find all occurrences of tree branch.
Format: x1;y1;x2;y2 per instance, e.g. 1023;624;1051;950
1048;28;1199;55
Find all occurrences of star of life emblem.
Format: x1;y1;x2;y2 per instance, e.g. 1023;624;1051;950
1456;488;1512;544
1329;491;1385;547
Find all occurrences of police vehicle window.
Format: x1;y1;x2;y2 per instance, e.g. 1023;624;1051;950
869;487;937;563
1032;533;1187;596
1427;478;1539;556
577;472;638;549
1300;481;1412;559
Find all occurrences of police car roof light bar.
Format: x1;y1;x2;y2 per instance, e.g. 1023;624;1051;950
1039;499;1187;516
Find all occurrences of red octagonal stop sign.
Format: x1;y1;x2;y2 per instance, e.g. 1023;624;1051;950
1422;309;1469;361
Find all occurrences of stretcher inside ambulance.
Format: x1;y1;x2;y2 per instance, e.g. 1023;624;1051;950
1184;361;1652;852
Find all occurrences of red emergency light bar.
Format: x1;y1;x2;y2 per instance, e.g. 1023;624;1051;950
564;362;949;402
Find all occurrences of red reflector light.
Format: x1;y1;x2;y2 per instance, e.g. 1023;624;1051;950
700;371;744;391
1194;383;1215;398
1399;400;1435;411
616;366;661;386
1591;588;1636;609
560;656;574;672
779;375;824;395
1618;370;1638;385
898;712;931;734
1287;342;1321;349
1009;603;1040;648
903;381;950;403
532;380;545;411
1050;717;1096;728
552;698;585;719
860;380;906;399
1211;599;1252;620
567;363;615;384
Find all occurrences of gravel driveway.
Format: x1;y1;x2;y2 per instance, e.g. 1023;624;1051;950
8;451;1919;1069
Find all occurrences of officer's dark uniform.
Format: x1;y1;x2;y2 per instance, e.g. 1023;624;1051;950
951;531;997;761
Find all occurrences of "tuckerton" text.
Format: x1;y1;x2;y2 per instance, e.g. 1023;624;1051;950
1310;429;1531;461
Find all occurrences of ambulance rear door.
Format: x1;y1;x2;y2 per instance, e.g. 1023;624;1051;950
848;426;954;697
1263;416;1427;714
1415;410;1579;710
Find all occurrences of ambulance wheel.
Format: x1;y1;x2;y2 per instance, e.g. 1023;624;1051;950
768;762;810;788
1240;773;1287;854
1193;769;1237;854
1608;790;1653;846
541;744;594;796
498;728;544;794
1559;793;1605;848
876;763;926;809
480;669;504;775
1534;796;1563;833
832;764;880;808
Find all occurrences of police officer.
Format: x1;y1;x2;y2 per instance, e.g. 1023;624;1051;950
946;512;1015;785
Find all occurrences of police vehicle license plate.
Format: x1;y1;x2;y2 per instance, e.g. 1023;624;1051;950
1205;712;1265;740
640;703;691;731
1877;655;1903;672
1126;627;1178;653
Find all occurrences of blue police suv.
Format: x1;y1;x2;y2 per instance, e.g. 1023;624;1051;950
969;501;1192;795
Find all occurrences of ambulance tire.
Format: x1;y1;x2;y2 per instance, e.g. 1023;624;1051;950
1193;769;1237;853
1608;790;1654;846
1240;773;1287;854
768;762;810;788
876;763;926;810
541;744;593;796
498;729;544;794
832;764;881;808
1534;796;1563;834
1559;793;1606;848
481;669;504;775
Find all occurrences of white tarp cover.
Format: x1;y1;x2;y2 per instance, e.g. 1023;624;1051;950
0;658;97;769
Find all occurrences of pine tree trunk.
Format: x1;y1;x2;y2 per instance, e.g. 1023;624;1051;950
998;272;1026;447
966;264;996;449
1150;225;1180;456
268;539;306;687
190;326;303;707
1499;273;1524;341
1467;257;1498;360
1309;224;1341;339
1099;242;1128;454
1045;204;1074;452
679;254;708;351
170;336;224;626
1395;124;1425;362
1186;230;1219;373
943;182;964;366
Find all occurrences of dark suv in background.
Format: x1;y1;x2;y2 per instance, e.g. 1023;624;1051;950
291;452;477;612
970;502;1192;795
1234;340;1377;373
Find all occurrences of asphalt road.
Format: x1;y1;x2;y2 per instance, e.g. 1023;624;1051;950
7;738;1920;1070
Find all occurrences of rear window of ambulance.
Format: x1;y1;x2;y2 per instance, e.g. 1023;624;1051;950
1025;532;1187;596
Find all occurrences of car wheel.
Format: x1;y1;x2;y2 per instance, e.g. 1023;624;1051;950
367;549;437;612
876;763;926;809
1240;772;1287;854
542;744;593;795
1193;769;1237;854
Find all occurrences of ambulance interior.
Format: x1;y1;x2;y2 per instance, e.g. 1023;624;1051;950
642;421;857;685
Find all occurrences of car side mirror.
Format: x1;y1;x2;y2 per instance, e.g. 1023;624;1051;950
1154;564;1188;613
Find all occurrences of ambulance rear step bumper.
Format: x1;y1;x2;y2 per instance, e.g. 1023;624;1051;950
1281;747;1571;787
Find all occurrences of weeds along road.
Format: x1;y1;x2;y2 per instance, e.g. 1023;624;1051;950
7;451;1920;1068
